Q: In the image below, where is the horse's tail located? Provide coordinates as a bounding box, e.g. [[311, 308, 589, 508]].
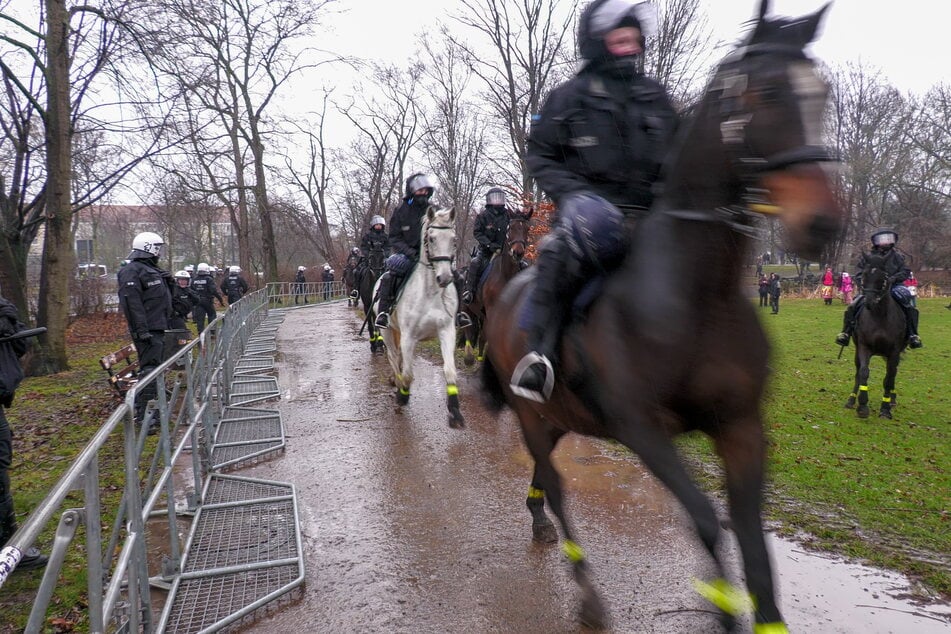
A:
[[480, 356, 508, 413]]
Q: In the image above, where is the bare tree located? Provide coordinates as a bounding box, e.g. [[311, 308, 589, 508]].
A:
[[646, 0, 714, 107], [826, 63, 915, 266], [420, 34, 492, 262], [451, 0, 578, 194], [336, 62, 425, 241], [281, 90, 338, 264], [142, 0, 337, 282]]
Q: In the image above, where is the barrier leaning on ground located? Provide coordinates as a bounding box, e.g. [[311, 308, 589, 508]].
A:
[[0, 283, 345, 632]]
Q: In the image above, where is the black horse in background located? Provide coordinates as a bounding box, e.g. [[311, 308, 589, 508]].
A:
[[844, 253, 907, 419], [358, 248, 388, 353], [481, 1, 843, 631]]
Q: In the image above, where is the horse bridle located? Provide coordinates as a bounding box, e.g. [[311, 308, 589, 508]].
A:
[[715, 44, 837, 216], [506, 216, 530, 258], [423, 222, 456, 267]]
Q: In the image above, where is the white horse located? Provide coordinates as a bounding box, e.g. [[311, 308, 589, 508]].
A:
[[373, 205, 465, 427]]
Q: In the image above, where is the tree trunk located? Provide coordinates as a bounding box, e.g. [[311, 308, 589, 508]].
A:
[[31, 0, 73, 374], [250, 134, 277, 282], [0, 232, 30, 322]]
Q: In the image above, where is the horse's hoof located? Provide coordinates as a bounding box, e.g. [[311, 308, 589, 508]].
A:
[[463, 355, 475, 367], [857, 407, 869, 419], [579, 596, 608, 630], [448, 411, 466, 429], [396, 390, 410, 406], [879, 410, 893, 419], [844, 397, 856, 409], [532, 523, 558, 544]]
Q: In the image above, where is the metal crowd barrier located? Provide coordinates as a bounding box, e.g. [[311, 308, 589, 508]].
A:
[[0, 287, 283, 632], [265, 280, 348, 307]]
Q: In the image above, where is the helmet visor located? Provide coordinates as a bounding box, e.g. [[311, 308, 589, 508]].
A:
[[872, 232, 896, 246], [407, 174, 436, 195]]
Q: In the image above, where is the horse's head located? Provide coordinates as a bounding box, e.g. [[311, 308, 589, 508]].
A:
[[861, 253, 890, 307], [506, 207, 533, 262], [679, 0, 843, 261], [422, 205, 457, 287]]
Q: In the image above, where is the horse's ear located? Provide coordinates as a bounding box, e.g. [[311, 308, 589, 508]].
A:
[[427, 205, 436, 223], [758, 0, 770, 22], [525, 206, 534, 220], [449, 207, 456, 223], [801, 2, 831, 44]]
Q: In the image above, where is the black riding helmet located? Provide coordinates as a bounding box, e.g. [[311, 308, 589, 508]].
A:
[[578, 0, 651, 61]]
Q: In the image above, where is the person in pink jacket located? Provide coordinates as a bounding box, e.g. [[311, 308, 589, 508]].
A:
[[839, 271, 853, 304]]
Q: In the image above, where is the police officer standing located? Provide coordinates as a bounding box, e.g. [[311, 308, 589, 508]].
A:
[[223, 266, 250, 305], [293, 266, 308, 304], [462, 187, 511, 305], [169, 270, 198, 330], [118, 232, 173, 420], [189, 262, 224, 332], [321, 264, 335, 301], [0, 290, 49, 571]]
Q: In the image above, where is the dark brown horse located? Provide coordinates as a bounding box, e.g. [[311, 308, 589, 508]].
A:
[[481, 1, 842, 630], [462, 208, 533, 366], [844, 253, 907, 419], [358, 247, 388, 353]]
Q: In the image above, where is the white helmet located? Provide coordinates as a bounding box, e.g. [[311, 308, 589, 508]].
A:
[[131, 232, 164, 257], [323, 263, 331, 271], [370, 215, 386, 227], [298, 265, 306, 272], [230, 265, 241, 274], [174, 270, 190, 279], [184, 264, 194, 272], [197, 262, 211, 274]]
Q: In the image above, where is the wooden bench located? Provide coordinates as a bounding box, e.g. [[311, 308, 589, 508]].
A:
[[99, 343, 139, 397]]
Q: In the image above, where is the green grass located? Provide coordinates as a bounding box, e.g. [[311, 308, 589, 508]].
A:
[[679, 297, 950, 597]]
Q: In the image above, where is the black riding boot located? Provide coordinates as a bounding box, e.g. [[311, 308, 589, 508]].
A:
[[511, 232, 581, 403], [463, 256, 481, 305], [835, 298, 861, 346], [905, 306, 922, 348], [1, 488, 48, 571], [375, 272, 396, 329]]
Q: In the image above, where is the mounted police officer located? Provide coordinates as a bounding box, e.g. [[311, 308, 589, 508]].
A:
[[169, 270, 198, 330], [189, 262, 223, 332], [835, 228, 922, 349], [510, 0, 678, 402], [462, 188, 510, 305], [374, 173, 437, 329], [118, 232, 174, 420], [222, 265, 249, 304]]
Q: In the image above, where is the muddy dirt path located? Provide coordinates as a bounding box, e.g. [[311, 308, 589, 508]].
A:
[[240, 302, 950, 633]]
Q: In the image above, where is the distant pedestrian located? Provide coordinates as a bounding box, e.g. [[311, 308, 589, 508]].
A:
[[903, 271, 919, 307], [820, 266, 835, 305], [839, 271, 853, 304], [768, 273, 781, 314], [758, 275, 769, 308]]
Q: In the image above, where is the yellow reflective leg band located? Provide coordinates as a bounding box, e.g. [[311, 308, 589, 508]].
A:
[[476, 356, 484, 362], [849, 393, 856, 398], [447, 384, 459, 396], [691, 578, 755, 616], [399, 387, 410, 396], [882, 396, 891, 403], [527, 486, 545, 499], [562, 540, 585, 563], [859, 385, 869, 391], [754, 623, 790, 634]]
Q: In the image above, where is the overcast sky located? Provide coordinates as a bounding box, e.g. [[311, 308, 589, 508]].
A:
[[321, 0, 947, 97]]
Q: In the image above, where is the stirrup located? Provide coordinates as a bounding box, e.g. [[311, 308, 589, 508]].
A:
[[349, 290, 359, 300], [461, 290, 473, 304], [375, 312, 389, 329], [835, 332, 849, 347], [455, 312, 472, 328], [908, 335, 922, 349], [510, 352, 555, 403]]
